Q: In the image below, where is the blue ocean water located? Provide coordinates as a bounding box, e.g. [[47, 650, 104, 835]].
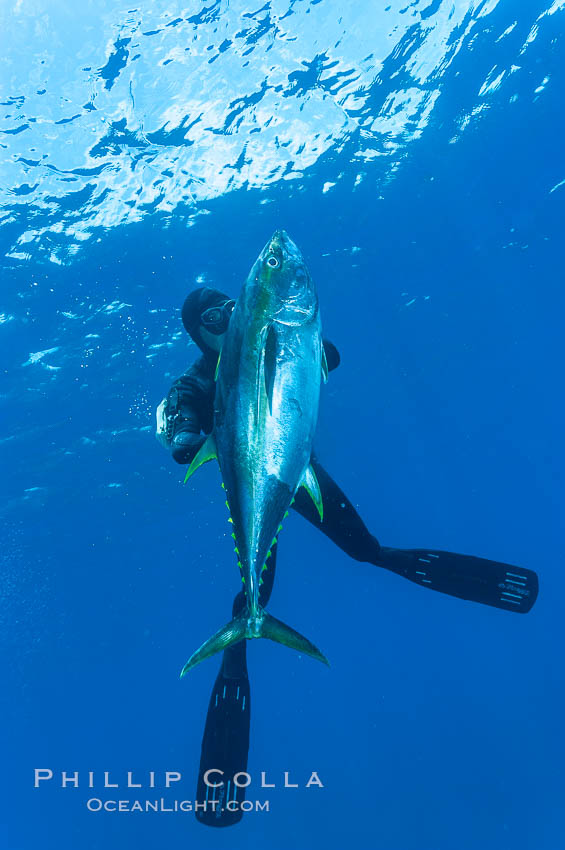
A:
[[2, 1, 564, 848]]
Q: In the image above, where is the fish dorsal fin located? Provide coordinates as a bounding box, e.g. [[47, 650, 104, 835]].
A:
[[299, 463, 323, 522], [184, 433, 218, 483], [321, 343, 329, 384]]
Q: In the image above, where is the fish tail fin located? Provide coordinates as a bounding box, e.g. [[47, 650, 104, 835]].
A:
[[260, 612, 329, 666], [180, 615, 247, 677], [180, 609, 329, 677]]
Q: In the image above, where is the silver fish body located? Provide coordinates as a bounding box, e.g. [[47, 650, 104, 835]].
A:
[[181, 230, 328, 675], [215, 230, 323, 615]]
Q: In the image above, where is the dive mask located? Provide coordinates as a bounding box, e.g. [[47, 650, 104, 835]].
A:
[[200, 299, 235, 335]]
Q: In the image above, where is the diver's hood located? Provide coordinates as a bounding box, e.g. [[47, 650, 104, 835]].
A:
[[181, 287, 230, 361]]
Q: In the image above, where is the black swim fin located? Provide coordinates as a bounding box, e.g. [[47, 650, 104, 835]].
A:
[[377, 548, 538, 613], [195, 643, 250, 828]]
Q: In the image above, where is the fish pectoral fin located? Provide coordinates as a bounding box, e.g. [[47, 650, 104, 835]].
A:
[[263, 323, 277, 415], [299, 463, 323, 522], [180, 609, 329, 676], [321, 343, 329, 384], [183, 433, 218, 483]]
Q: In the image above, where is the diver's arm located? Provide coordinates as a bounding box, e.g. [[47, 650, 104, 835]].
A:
[[322, 338, 340, 372]]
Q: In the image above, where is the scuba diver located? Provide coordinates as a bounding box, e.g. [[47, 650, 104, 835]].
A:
[[156, 286, 539, 827]]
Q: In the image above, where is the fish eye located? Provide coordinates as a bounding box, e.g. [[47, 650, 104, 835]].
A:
[[267, 255, 280, 269]]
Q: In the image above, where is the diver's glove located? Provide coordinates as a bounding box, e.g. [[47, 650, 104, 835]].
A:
[[154, 390, 206, 464], [377, 547, 538, 613], [171, 429, 206, 465]]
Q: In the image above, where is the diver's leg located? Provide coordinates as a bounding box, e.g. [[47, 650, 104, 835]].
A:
[[294, 460, 538, 614], [292, 458, 381, 562], [195, 549, 278, 827]]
